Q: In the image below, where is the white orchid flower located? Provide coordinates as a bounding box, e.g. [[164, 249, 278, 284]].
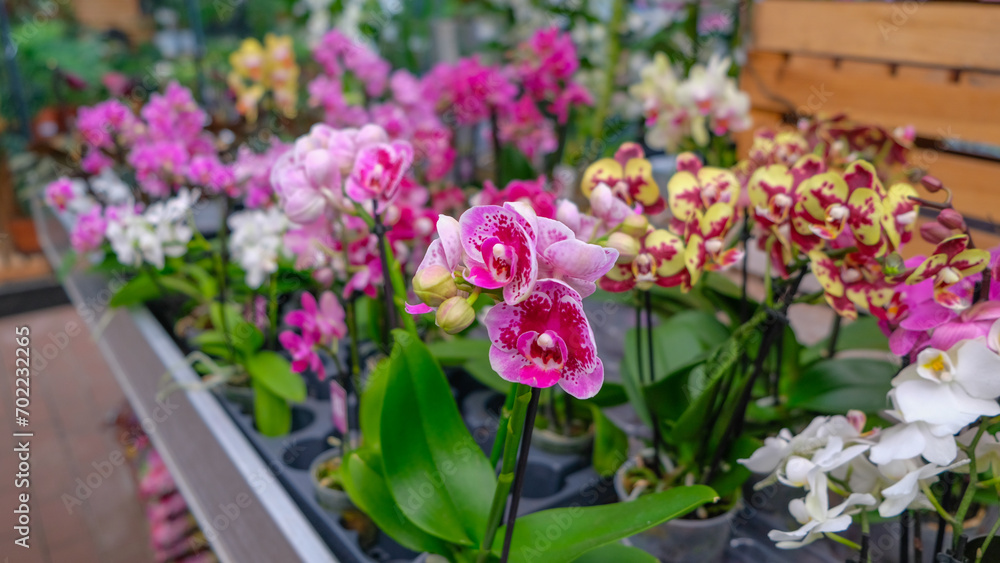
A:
[[768, 476, 876, 549]]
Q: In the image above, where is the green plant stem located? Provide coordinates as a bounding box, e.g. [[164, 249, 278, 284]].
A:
[[268, 274, 278, 350], [501, 388, 541, 563], [824, 533, 861, 551], [921, 482, 957, 525], [489, 384, 519, 469], [975, 482, 1000, 563], [478, 384, 532, 563], [953, 423, 989, 550], [591, 0, 625, 139], [345, 299, 362, 391], [861, 511, 871, 563], [379, 226, 418, 338]]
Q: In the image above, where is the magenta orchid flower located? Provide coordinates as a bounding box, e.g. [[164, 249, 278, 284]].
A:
[[460, 203, 539, 304], [45, 177, 77, 212], [286, 291, 347, 347], [484, 280, 603, 399], [70, 205, 107, 253], [278, 330, 326, 381], [926, 301, 1000, 352], [345, 141, 415, 213]]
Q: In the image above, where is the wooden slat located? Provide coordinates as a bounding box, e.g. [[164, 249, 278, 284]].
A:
[[752, 1, 1000, 71], [743, 52, 1000, 146]]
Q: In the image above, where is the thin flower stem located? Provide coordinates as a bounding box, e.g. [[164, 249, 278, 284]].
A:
[[268, 274, 278, 350], [490, 107, 502, 186], [974, 482, 1000, 563], [920, 482, 958, 526], [826, 314, 842, 359], [953, 422, 989, 550], [489, 384, 519, 469], [901, 510, 910, 563], [824, 533, 861, 551], [500, 387, 541, 563], [479, 385, 532, 563]]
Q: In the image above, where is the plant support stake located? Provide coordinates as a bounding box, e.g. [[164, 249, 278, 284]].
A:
[[500, 387, 541, 563]]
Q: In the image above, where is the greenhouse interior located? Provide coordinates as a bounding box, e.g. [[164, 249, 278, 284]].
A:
[[1, 0, 999, 562]]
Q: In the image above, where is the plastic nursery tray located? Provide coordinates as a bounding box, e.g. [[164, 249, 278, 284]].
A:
[[213, 388, 418, 563]]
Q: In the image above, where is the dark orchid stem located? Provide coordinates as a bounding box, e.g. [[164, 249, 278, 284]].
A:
[[979, 268, 992, 303], [345, 298, 362, 392], [826, 314, 842, 359], [901, 510, 910, 563], [859, 533, 870, 563], [490, 107, 502, 186], [372, 201, 397, 346], [500, 387, 541, 563], [740, 208, 750, 324], [772, 319, 784, 404], [644, 290, 663, 463], [935, 473, 955, 555], [913, 511, 923, 563]]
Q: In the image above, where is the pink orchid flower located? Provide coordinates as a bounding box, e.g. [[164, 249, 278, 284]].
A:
[[535, 216, 619, 297], [45, 177, 77, 212], [461, 203, 539, 304], [926, 301, 1000, 352], [70, 205, 107, 253], [906, 235, 991, 309], [484, 280, 604, 399], [345, 141, 415, 212], [286, 291, 347, 348], [279, 331, 326, 381]]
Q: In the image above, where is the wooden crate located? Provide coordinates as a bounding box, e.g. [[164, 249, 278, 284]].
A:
[[739, 0, 1000, 256], [68, 0, 151, 41]]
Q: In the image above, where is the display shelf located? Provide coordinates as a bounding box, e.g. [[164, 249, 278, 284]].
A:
[[32, 198, 338, 563]]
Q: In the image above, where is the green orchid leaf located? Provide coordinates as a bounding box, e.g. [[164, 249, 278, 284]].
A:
[[245, 351, 306, 403], [252, 380, 290, 437], [800, 316, 890, 366], [109, 272, 161, 308], [590, 405, 628, 477], [493, 485, 718, 562], [341, 449, 452, 556], [380, 331, 496, 546], [786, 358, 896, 414], [428, 338, 511, 393]]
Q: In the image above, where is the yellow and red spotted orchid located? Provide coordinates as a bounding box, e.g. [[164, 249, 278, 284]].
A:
[[905, 234, 990, 310], [793, 161, 886, 257], [683, 202, 744, 286], [881, 182, 919, 252], [228, 34, 300, 122], [581, 143, 666, 215], [738, 130, 811, 183], [808, 251, 893, 320], [748, 155, 826, 277], [599, 227, 688, 292], [666, 152, 740, 236]]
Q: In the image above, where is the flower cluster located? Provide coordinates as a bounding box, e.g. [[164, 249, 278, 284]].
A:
[[280, 291, 347, 382], [743, 336, 1000, 549], [306, 31, 454, 182], [630, 53, 751, 152], [228, 207, 290, 289], [408, 203, 618, 398], [104, 189, 200, 270], [228, 34, 300, 122]]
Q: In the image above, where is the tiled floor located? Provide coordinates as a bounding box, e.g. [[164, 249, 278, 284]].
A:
[[0, 305, 153, 563]]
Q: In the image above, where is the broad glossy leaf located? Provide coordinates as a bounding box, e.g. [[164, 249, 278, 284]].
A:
[[492, 485, 718, 563], [587, 382, 628, 408], [110, 273, 161, 308], [252, 380, 290, 436], [341, 450, 451, 556], [381, 331, 496, 546], [801, 316, 890, 366], [590, 405, 628, 477], [786, 358, 895, 414], [360, 358, 390, 452], [246, 351, 306, 403]]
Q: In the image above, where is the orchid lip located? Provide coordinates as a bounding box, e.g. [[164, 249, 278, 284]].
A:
[[937, 266, 961, 285], [827, 204, 849, 221]]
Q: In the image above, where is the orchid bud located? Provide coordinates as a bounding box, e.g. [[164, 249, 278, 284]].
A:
[[613, 142, 645, 165], [936, 208, 966, 231], [413, 266, 458, 306], [920, 221, 951, 245], [607, 232, 640, 264], [920, 175, 943, 193], [621, 214, 649, 238], [435, 297, 475, 335]]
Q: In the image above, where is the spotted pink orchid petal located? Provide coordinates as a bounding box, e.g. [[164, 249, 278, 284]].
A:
[[345, 140, 414, 212], [459, 205, 538, 304], [484, 280, 603, 399], [415, 215, 463, 272]]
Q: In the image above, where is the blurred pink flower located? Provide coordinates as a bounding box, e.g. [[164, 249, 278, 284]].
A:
[[70, 205, 107, 252]]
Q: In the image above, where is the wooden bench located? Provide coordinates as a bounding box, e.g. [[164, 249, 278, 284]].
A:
[[738, 0, 1000, 256]]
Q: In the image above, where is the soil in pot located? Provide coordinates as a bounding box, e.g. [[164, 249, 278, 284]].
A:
[[615, 452, 737, 563]]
